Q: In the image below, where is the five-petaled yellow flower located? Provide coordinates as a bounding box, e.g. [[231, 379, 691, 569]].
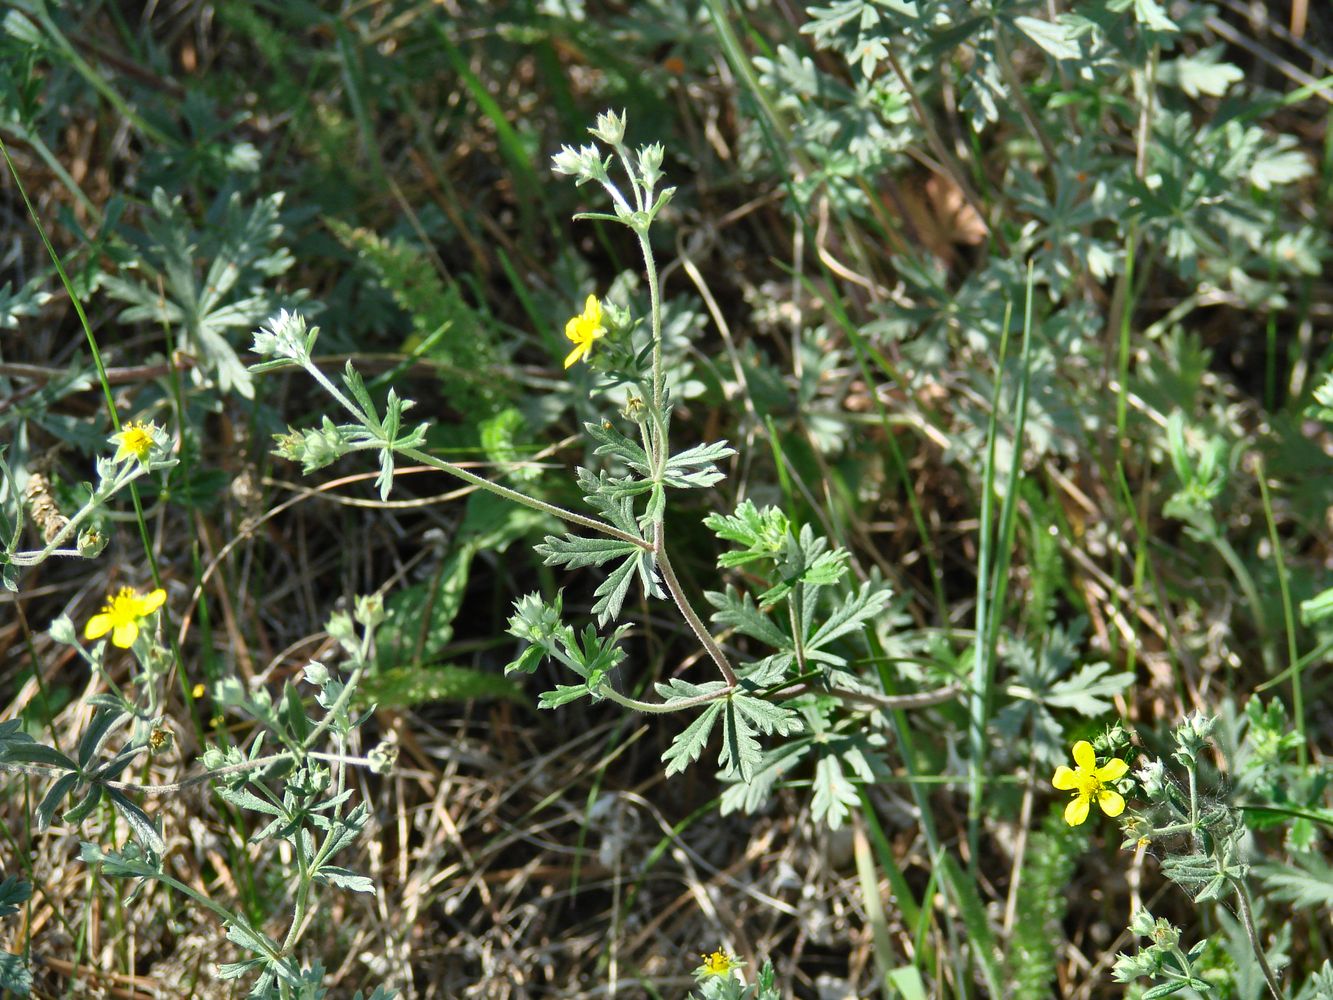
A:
[[699, 949, 738, 978], [563, 294, 606, 369], [110, 421, 157, 465], [1052, 740, 1128, 826], [85, 586, 167, 649]]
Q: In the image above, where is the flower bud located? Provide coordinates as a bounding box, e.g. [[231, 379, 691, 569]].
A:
[[77, 526, 108, 558], [590, 108, 626, 145]]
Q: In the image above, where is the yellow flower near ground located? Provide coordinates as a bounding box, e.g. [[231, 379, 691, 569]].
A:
[[110, 421, 157, 464], [563, 294, 606, 368], [699, 949, 737, 977], [1052, 740, 1128, 826], [85, 586, 167, 648]]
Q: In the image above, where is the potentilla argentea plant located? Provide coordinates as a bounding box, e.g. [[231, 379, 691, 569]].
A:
[[249, 110, 960, 825]]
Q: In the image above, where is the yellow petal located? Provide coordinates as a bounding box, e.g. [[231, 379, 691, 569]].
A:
[[564, 343, 587, 368], [566, 316, 584, 343], [584, 294, 601, 323], [1098, 789, 1126, 817], [1064, 795, 1090, 826], [111, 621, 139, 649], [85, 613, 114, 640], [1072, 740, 1096, 772], [1095, 757, 1128, 782], [139, 588, 167, 614], [1052, 765, 1079, 790]]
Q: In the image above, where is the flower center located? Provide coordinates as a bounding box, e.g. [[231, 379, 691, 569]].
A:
[[105, 588, 141, 621], [1076, 770, 1103, 797], [702, 951, 732, 975], [121, 425, 153, 459]]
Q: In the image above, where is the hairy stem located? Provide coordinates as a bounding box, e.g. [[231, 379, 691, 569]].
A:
[[1236, 878, 1286, 1000], [654, 536, 737, 686], [395, 445, 649, 548]]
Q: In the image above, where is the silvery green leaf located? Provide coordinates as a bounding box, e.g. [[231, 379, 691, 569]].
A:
[[662, 439, 734, 489], [1255, 854, 1333, 908], [590, 552, 638, 625], [105, 788, 166, 853], [1014, 16, 1081, 60], [78, 707, 127, 768], [654, 677, 728, 704], [0, 952, 30, 996], [538, 683, 596, 709], [805, 581, 892, 658], [706, 587, 791, 650], [216, 784, 283, 816], [0, 876, 31, 918], [79, 842, 160, 877], [1300, 587, 1333, 626], [217, 959, 265, 981], [323, 803, 372, 858], [1250, 136, 1313, 191], [585, 420, 651, 475], [705, 500, 788, 566], [719, 740, 809, 817], [64, 783, 103, 824], [1160, 46, 1242, 98], [1, 740, 77, 772], [1132, 0, 1177, 31], [812, 754, 858, 830], [535, 534, 639, 570], [662, 701, 724, 776], [36, 773, 79, 830], [717, 696, 763, 783], [225, 919, 280, 960], [1042, 662, 1134, 716], [314, 865, 375, 894]]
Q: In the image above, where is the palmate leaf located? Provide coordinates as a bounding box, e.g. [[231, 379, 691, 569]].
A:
[[536, 623, 631, 707], [0, 876, 31, 919], [705, 500, 788, 568], [759, 525, 852, 609], [536, 534, 640, 570], [812, 755, 859, 831], [1014, 15, 1081, 60], [592, 547, 663, 624], [661, 439, 734, 488], [585, 420, 650, 473], [577, 466, 651, 506], [536, 533, 661, 626], [803, 580, 892, 665], [662, 700, 725, 777], [584, 420, 732, 491], [706, 586, 791, 649], [36, 772, 80, 830], [1255, 853, 1333, 909], [0, 951, 30, 995], [1041, 661, 1134, 715], [719, 691, 803, 784], [719, 739, 811, 817], [313, 865, 375, 894], [105, 188, 293, 399], [104, 788, 166, 854]]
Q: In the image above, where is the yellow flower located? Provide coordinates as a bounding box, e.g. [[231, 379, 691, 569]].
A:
[[563, 294, 606, 368], [698, 949, 739, 978], [191, 683, 206, 699], [1052, 740, 1128, 826], [85, 586, 167, 649], [110, 421, 157, 465]]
